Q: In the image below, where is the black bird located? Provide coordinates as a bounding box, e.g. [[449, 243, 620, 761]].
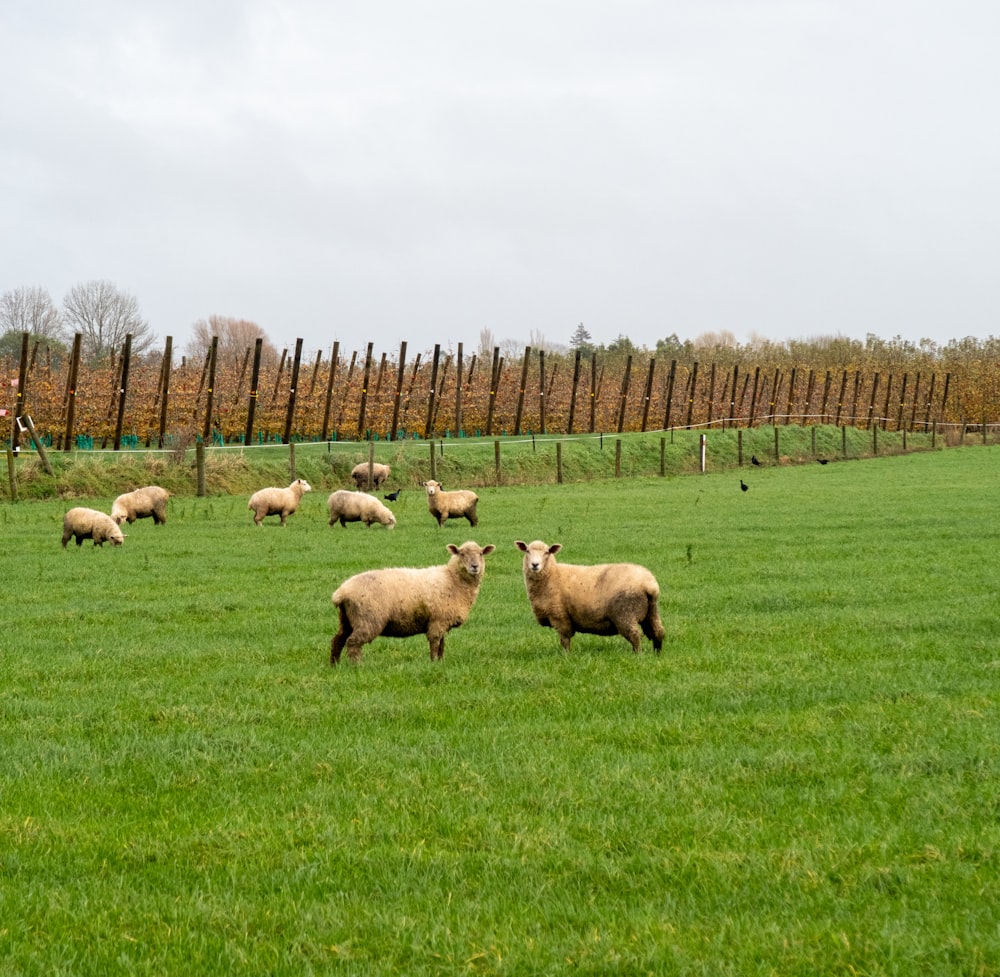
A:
[[740, 479, 749, 492], [817, 458, 829, 465], [384, 490, 401, 501], [751, 455, 762, 467]]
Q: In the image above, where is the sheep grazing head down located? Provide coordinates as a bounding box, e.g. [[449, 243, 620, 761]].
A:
[[515, 539, 665, 655]]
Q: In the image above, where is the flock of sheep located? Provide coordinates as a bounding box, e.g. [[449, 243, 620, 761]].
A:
[[61, 460, 666, 665]]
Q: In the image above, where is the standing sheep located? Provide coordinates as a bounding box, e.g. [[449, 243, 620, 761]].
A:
[[515, 540, 665, 654], [330, 540, 496, 663], [248, 479, 312, 526], [351, 462, 391, 490], [422, 479, 479, 527], [62, 507, 125, 548], [327, 490, 396, 529], [111, 486, 170, 526]]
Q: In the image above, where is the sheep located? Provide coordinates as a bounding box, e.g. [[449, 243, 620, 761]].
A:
[[62, 507, 125, 548], [515, 539, 665, 654], [422, 479, 479, 527], [327, 490, 396, 529], [247, 479, 312, 526], [111, 485, 170, 526], [351, 461, 391, 491], [330, 540, 496, 663]]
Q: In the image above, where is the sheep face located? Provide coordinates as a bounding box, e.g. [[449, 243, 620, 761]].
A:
[[517, 539, 561, 575]]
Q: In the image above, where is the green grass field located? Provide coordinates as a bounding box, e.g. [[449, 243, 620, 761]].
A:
[[1, 446, 998, 975]]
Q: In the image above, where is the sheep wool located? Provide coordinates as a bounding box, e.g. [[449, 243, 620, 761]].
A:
[[515, 539, 665, 654], [111, 485, 170, 526], [327, 490, 396, 529], [62, 507, 125, 548], [351, 462, 391, 490], [330, 540, 496, 663], [422, 479, 479, 527], [248, 479, 312, 526]]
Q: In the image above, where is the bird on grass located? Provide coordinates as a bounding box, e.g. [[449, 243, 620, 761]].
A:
[[751, 455, 762, 467], [740, 480, 749, 492], [817, 458, 829, 465], [384, 490, 401, 501]]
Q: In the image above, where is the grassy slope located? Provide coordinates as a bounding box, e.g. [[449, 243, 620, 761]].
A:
[[0, 446, 997, 975]]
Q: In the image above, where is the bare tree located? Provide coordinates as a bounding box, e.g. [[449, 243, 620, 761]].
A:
[[0, 286, 66, 342], [186, 315, 279, 367], [62, 280, 155, 362], [478, 328, 495, 358]]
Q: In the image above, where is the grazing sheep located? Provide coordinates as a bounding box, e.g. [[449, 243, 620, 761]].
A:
[[62, 507, 125, 548], [327, 490, 396, 529], [111, 485, 170, 526], [248, 479, 312, 526], [515, 540, 665, 654], [422, 479, 479, 527], [330, 540, 496, 663], [351, 462, 391, 490]]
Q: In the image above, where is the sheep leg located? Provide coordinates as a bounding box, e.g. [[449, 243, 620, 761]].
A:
[[620, 623, 643, 654], [331, 607, 353, 664], [642, 612, 665, 653]]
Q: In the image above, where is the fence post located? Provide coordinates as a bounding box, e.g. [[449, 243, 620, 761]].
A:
[[357, 341, 374, 440], [494, 439, 501, 483], [538, 349, 547, 435], [568, 349, 582, 434], [196, 438, 206, 497], [514, 346, 531, 436], [158, 335, 173, 449], [486, 347, 501, 436], [6, 448, 17, 501], [660, 437, 666, 477], [244, 338, 263, 445], [63, 332, 83, 451], [203, 335, 218, 442], [615, 439, 622, 477], [556, 441, 563, 484], [321, 341, 340, 442], [20, 415, 54, 475], [737, 428, 743, 466], [774, 425, 780, 462], [617, 355, 633, 433], [113, 333, 132, 451], [429, 440, 436, 481], [454, 343, 464, 436], [842, 425, 847, 457]]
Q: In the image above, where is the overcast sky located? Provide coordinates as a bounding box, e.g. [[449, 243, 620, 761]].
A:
[[2, 1, 998, 358]]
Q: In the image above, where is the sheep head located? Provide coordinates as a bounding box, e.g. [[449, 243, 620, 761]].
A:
[[515, 539, 562, 575]]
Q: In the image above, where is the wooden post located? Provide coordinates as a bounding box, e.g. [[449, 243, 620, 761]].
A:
[[785, 367, 797, 424], [366, 440, 375, 489], [514, 346, 531, 435], [245, 338, 263, 445], [567, 349, 582, 434], [663, 359, 677, 430], [156, 335, 173, 448], [308, 348, 323, 399], [556, 441, 563, 484], [896, 373, 908, 431], [748, 366, 761, 428], [706, 362, 717, 428], [773, 425, 780, 462], [454, 343, 464, 436], [486, 347, 501, 436], [641, 358, 655, 432], [617, 355, 633, 433], [615, 439, 622, 477], [6, 447, 17, 500], [63, 333, 82, 451], [389, 341, 407, 441], [538, 349, 547, 435], [737, 428, 743, 466], [729, 364, 739, 428], [494, 439, 501, 482], [685, 361, 699, 429], [11, 333, 30, 453], [356, 341, 374, 439], [269, 348, 287, 407], [909, 372, 922, 431], [589, 354, 598, 434], [431, 353, 452, 434], [321, 341, 339, 442], [881, 373, 893, 431], [660, 437, 666, 476], [424, 344, 441, 439], [202, 335, 218, 442], [923, 373, 937, 431], [20, 415, 54, 475], [113, 334, 132, 451], [820, 370, 832, 424], [867, 373, 880, 429], [196, 438, 206, 496]]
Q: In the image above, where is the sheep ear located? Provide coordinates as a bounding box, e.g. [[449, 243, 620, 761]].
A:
[[481, 545, 496, 556], [548, 543, 562, 555], [446, 543, 459, 555], [515, 540, 528, 552]]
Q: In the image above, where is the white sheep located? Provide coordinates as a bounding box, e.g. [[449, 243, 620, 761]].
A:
[[330, 540, 496, 663], [351, 461, 391, 490], [111, 485, 170, 526], [62, 507, 125, 548], [422, 479, 479, 527], [248, 479, 312, 526], [327, 490, 396, 529], [515, 539, 665, 654]]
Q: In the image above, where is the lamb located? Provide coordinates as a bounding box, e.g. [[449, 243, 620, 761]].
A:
[[422, 479, 479, 527], [62, 507, 125, 548], [327, 490, 396, 529], [351, 461, 391, 490], [515, 539, 665, 654], [111, 485, 170, 526], [330, 540, 496, 663], [247, 479, 312, 526]]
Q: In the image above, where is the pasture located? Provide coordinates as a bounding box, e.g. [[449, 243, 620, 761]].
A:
[[1, 446, 998, 975]]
